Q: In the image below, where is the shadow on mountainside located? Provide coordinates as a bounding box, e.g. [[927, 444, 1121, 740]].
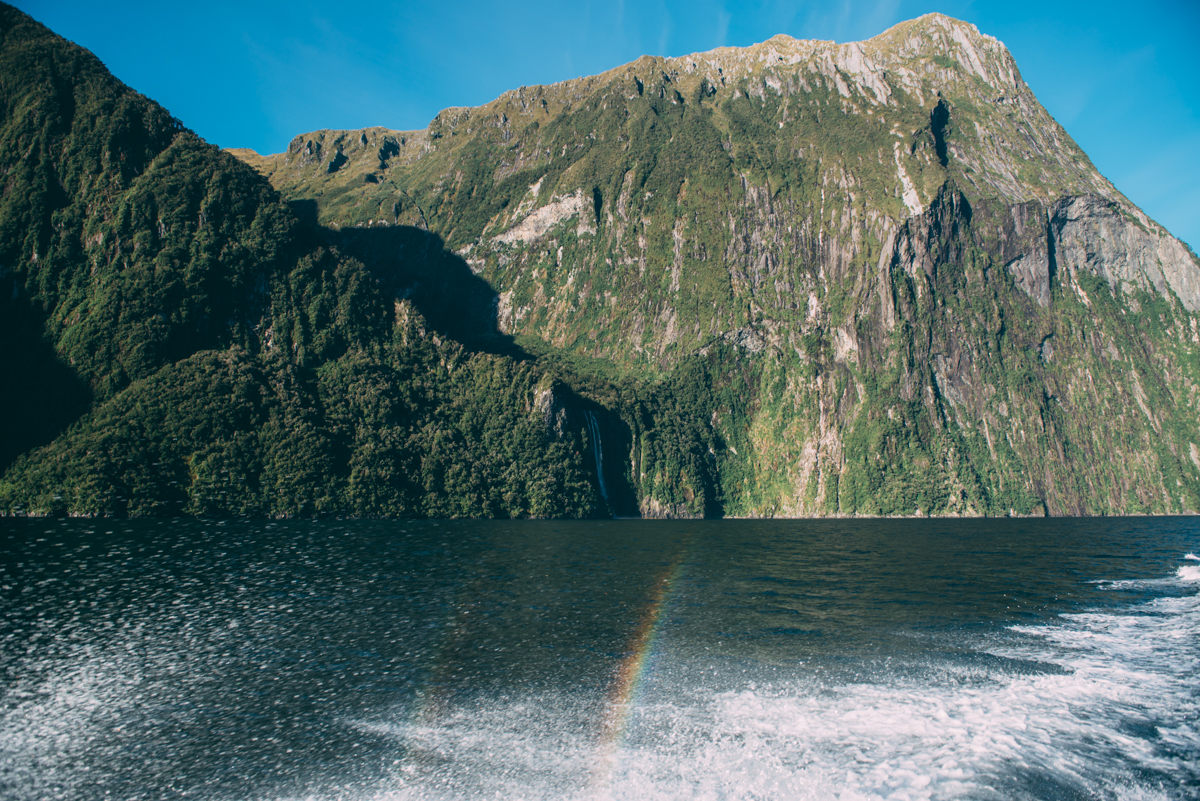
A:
[[290, 202, 642, 517], [290, 200, 530, 359], [0, 277, 93, 473]]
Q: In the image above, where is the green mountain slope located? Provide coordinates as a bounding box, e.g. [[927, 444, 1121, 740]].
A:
[[0, 4, 600, 518], [240, 14, 1200, 517], [3, 5, 1199, 518]]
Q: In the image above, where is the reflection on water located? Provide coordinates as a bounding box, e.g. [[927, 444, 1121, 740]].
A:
[[0, 517, 1197, 799]]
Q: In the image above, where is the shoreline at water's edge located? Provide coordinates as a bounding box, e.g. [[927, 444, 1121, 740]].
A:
[[3, 512, 1198, 521]]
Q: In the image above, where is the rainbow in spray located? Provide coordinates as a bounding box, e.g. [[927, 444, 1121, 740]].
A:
[[594, 547, 689, 788]]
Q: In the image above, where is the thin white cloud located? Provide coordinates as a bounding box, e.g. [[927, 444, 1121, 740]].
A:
[[795, 0, 903, 42], [860, 0, 902, 39], [1109, 132, 1200, 248]]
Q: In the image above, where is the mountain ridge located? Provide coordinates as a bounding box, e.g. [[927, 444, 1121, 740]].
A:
[[238, 14, 1133, 218]]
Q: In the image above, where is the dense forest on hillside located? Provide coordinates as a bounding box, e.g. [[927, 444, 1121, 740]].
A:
[[0, 4, 658, 518]]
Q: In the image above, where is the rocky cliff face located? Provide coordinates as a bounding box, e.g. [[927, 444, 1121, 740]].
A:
[[235, 13, 1200, 518]]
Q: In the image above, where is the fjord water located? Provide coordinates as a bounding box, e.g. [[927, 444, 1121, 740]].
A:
[[1, 518, 1197, 800]]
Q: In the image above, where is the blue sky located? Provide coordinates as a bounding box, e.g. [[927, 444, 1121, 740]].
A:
[[13, 0, 1199, 248]]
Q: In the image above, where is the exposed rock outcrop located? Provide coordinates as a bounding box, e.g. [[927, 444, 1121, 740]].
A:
[[1052, 195, 1200, 312]]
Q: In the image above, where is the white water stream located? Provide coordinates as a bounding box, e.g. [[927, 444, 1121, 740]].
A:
[[584, 410, 609, 503]]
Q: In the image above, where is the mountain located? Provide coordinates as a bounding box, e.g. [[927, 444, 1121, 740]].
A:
[[0, 4, 599, 518], [4, 6, 1199, 518]]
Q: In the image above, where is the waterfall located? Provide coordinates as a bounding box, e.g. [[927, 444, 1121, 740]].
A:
[[584, 410, 609, 503]]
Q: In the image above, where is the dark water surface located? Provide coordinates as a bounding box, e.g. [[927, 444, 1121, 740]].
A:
[[1, 517, 1197, 799]]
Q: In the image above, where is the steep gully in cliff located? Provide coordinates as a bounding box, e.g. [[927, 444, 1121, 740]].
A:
[[585, 410, 611, 509]]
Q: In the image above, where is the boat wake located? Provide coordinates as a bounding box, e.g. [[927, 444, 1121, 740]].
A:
[[335, 557, 1200, 801]]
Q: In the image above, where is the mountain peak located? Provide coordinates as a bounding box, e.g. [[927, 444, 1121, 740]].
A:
[[255, 13, 1119, 222], [653, 13, 1016, 101]]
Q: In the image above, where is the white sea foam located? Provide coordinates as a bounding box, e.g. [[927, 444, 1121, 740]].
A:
[[1094, 554, 1200, 589], [11, 556, 1196, 801], [1180, 553, 1200, 583], [331, 565, 1199, 801]]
